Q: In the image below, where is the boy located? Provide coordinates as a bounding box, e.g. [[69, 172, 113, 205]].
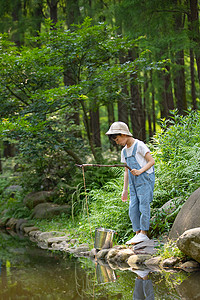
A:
[[106, 121, 155, 245]]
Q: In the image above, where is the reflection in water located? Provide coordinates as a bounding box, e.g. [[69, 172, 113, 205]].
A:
[[176, 271, 200, 300], [1, 230, 200, 299], [131, 269, 154, 300], [96, 261, 116, 284]]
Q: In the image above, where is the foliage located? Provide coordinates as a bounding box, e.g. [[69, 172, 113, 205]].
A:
[[157, 240, 186, 260], [152, 110, 200, 204], [75, 110, 200, 240], [0, 18, 156, 195]]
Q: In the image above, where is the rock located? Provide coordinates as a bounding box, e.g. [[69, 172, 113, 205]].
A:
[[24, 191, 55, 209], [96, 249, 110, 260], [23, 226, 40, 234], [0, 217, 10, 228], [176, 227, 200, 263], [4, 185, 22, 197], [169, 188, 200, 239], [15, 219, 28, 231], [161, 257, 180, 268], [37, 241, 48, 249], [106, 248, 120, 261], [176, 272, 200, 299], [72, 244, 90, 254], [179, 260, 200, 271], [6, 218, 18, 230], [37, 231, 65, 242], [134, 246, 157, 255], [31, 203, 71, 219], [127, 254, 151, 267], [145, 256, 162, 267], [89, 248, 97, 258], [133, 239, 156, 250], [27, 230, 42, 238], [115, 248, 134, 262], [20, 222, 35, 232], [47, 235, 71, 246]]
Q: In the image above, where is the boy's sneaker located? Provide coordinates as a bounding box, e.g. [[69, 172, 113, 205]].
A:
[[130, 268, 150, 278], [126, 233, 149, 245]]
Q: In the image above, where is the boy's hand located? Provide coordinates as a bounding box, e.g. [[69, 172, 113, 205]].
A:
[[131, 169, 141, 176], [121, 190, 128, 202]]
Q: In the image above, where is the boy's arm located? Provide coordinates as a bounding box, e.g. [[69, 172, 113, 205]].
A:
[[121, 167, 129, 201], [131, 152, 155, 176]]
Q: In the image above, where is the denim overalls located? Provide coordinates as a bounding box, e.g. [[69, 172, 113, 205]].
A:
[[123, 142, 155, 232]]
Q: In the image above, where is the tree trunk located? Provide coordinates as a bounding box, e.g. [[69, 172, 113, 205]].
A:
[[47, 0, 58, 25], [3, 142, 15, 158], [0, 150, 2, 173], [118, 56, 128, 124], [174, 49, 187, 114], [11, 0, 23, 46], [150, 70, 156, 134], [173, 5, 187, 115], [189, 0, 200, 86], [90, 102, 101, 148], [190, 48, 197, 109], [107, 102, 115, 126], [66, 0, 81, 28], [161, 66, 174, 118], [129, 49, 144, 140]]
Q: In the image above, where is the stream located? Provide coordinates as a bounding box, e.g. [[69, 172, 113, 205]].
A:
[[0, 230, 200, 300]]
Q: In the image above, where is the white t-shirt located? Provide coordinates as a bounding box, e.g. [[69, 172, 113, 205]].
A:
[[121, 139, 154, 174]]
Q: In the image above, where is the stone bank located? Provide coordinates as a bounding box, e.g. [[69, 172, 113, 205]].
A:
[[1, 216, 200, 274]]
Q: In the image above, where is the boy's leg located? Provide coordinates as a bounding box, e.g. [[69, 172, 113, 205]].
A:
[[129, 194, 140, 232], [138, 183, 154, 231]]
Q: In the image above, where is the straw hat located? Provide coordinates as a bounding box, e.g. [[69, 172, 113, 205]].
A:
[[106, 122, 133, 136]]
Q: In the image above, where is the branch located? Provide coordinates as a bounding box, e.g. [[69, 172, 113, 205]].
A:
[[75, 163, 132, 171], [6, 86, 29, 105]]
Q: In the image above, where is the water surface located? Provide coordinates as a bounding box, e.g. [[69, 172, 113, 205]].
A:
[[0, 230, 200, 299]]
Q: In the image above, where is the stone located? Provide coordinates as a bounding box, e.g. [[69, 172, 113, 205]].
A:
[[23, 226, 40, 234], [15, 219, 28, 231], [134, 246, 157, 255], [161, 257, 180, 268], [145, 256, 162, 267], [23, 191, 55, 209], [72, 244, 90, 254], [176, 272, 200, 299], [47, 235, 70, 246], [4, 185, 22, 197], [106, 248, 120, 261], [6, 218, 18, 230], [96, 249, 110, 260], [20, 222, 35, 231], [37, 241, 48, 249], [89, 248, 97, 258], [37, 231, 65, 242], [169, 188, 200, 239], [133, 239, 156, 250], [179, 260, 200, 271], [176, 227, 200, 263], [28, 230, 42, 238], [127, 254, 151, 267], [0, 217, 10, 228], [115, 248, 134, 262], [31, 203, 71, 219]]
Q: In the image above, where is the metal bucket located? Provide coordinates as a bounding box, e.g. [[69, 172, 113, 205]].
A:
[[96, 261, 116, 284], [94, 227, 116, 250]]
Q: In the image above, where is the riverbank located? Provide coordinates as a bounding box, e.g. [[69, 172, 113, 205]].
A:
[[1, 216, 200, 274]]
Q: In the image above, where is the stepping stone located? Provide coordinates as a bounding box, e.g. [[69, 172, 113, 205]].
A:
[[134, 246, 158, 255], [133, 239, 156, 250]]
